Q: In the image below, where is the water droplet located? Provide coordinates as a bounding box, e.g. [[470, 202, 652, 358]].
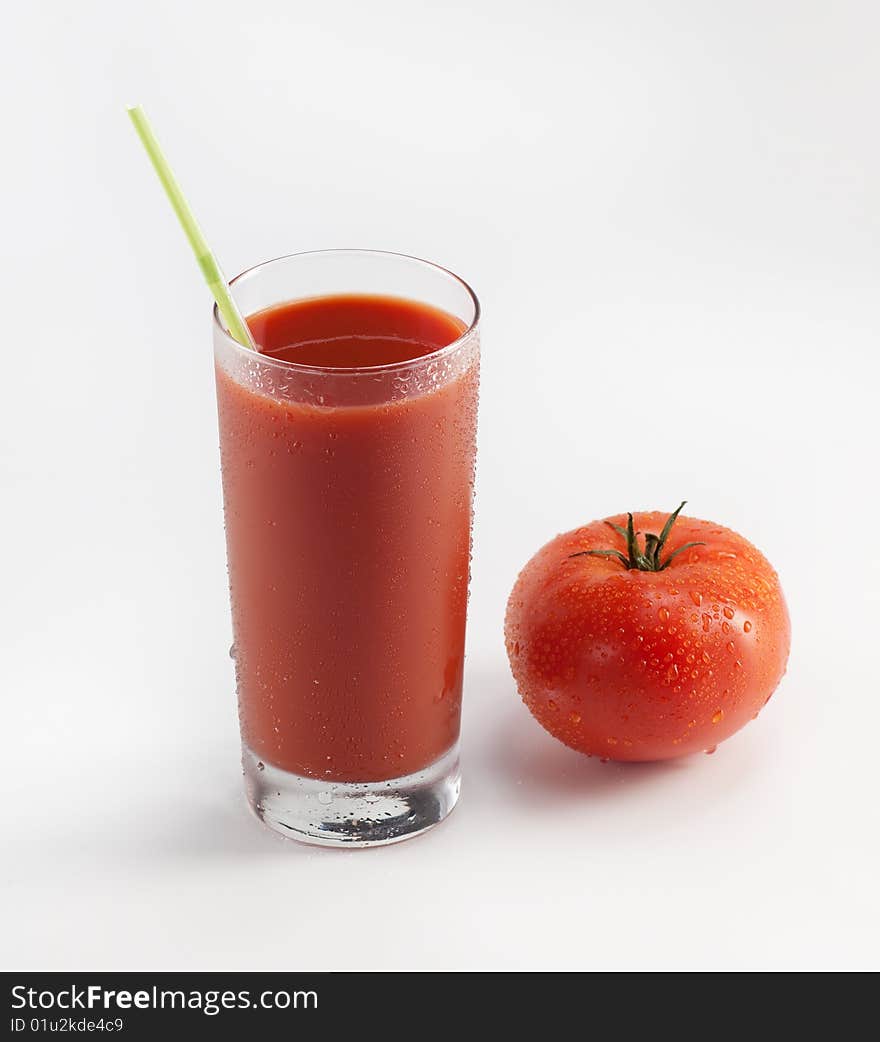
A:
[[723, 606, 734, 620], [256, 761, 265, 772], [722, 621, 730, 634], [548, 699, 558, 711], [701, 613, 712, 632], [689, 590, 703, 607], [712, 709, 724, 724], [726, 641, 735, 653], [743, 620, 752, 633], [658, 607, 670, 622], [705, 746, 717, 755], [606, 736, 618, 745], [317, 791, 333, 806], [702, 650, 711, 664], [569, 711, 581, 724]]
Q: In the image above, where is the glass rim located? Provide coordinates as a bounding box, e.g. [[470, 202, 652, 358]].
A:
[[212, 248, 481, 376]]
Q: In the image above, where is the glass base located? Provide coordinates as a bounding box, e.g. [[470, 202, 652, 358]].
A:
[[243, 742, 461, 848]]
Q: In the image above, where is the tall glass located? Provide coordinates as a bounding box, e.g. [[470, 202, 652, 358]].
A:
[[212, 251, 480, 846]]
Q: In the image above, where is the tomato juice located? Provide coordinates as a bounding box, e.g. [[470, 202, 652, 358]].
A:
[[215, 292, 479, 783]]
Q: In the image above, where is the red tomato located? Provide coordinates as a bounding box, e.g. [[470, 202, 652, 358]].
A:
[[504, 504, 790, 761]]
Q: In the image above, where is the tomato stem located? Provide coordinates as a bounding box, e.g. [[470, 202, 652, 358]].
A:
[[569, 501, 704, 571]]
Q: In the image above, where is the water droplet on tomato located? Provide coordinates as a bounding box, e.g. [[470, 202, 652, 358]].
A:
[[689, 590, 703, 607], [743, 620, 752, 633], [548, 699, 558, 711], [658, 607, 670, 622], [723, 606, 734, 620], [712, 709, 724, 724], [569, 711, 581, 724], [726, 641, 735, 653], [705, 746, 717, 755]]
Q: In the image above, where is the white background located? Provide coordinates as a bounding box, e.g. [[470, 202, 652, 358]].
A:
[[3, 0, 878, 971]]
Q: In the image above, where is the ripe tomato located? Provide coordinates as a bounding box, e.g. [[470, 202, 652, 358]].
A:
[[504, 504, 790, 761]]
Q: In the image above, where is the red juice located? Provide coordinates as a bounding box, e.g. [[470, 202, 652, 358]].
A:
[[215, 293, 479, 783]]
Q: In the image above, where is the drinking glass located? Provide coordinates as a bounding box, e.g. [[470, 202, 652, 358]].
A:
[[212, 250, 480, 846]]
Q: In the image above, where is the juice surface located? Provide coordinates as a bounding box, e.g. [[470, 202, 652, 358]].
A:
[[216, 294, 478, 782], [248, 292, 464, 368]]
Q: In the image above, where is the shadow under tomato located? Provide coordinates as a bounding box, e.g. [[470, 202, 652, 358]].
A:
[[464, 661, 690, 805]]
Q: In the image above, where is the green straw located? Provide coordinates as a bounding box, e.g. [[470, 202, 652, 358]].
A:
[[127, 105, 256, 349]]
